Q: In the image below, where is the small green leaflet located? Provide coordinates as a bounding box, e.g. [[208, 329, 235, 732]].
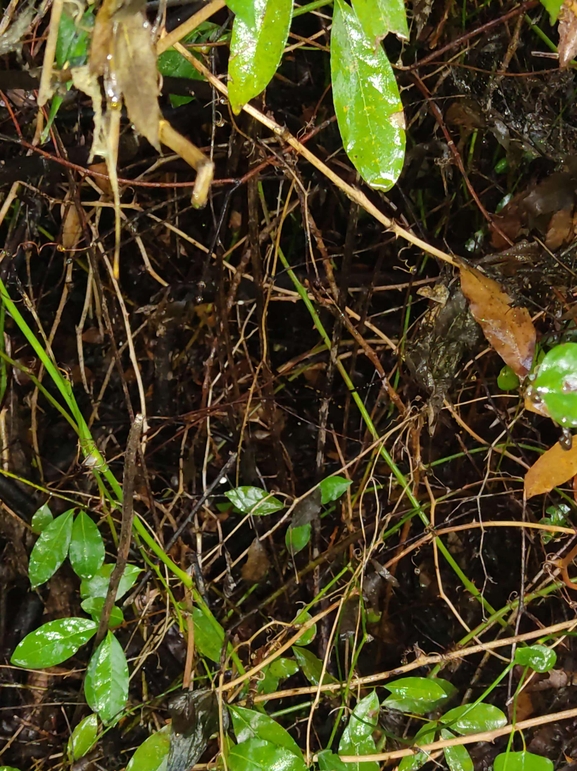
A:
[[85, 632, 129, 723], [258, 657, 299, 694], [29, 509, 74, 587], [398, 723, 437, 771], [441, 703, 507, 735], [126, 726, 171, 771], [285, 523, 311, 554], [293, 609, 316, 646], [229, 706, 306, 771], [228, 737, 307, 771], [230, 705, 302, 757], [30, 503, 53, 534], [11, 617, 97, 668], [193, 606, 225, 662], [68, 713, 99, 761], [441, 730, 473, 771], [539, 0, 563, 23], [338, 691, 380, 771], [81, 597, 124, 629], [331, 0, 405, 192], [228, 0, 293, 114], [383, 677, 456, 714], [80, 563, 142, 601], [514, 644, 557, 673], [319, 475, 351, 505], [531, 343, 577, 427], [225, 486, 283, 516], [69, 510, 105, 579], [292, 646, 337, 686], [56, 7, 93, 69], [351, 0, 408, 44], [494, 752, 554, 771]]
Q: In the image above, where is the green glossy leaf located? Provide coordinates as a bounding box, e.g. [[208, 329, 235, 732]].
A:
[[383, 677, 456, 715], [69, 510, 105, 579], [498, 365, 520, 392], [292, 610, 316, 646], [514, 644, 557, 673], [228, 737, 307, 771], [228, 0, 293, 114], [318, 750, 350, 771], [292, 646, 337, 686], [258, 657, 299, 694], [285, 523, 311, 555], [85, 632, 129, 724], [230, 705, 302, 757], [398, 723, 438, 771], [81, 598, 124, 629], [68, 713, 99, 760], [531, 343, 577, 427], [226, 0, 255, 26], [540, 503, 570, 544], [441, 731, 473, 771], [30, 503, 53, 534], [331, 0, 405, 192], [56, 7, 93, 69], [157, 23, 219, 82], [338, 691, 379, 771], [29, 509, 74, 587], [225, 486, 284, 516], [351, 0, 408, 43], [539, 0, 563, 23], [319, 475, 352, 505], [441, 703, 507, 735], [11, 617, 97, 668], [494, 752, 554, 771], [0, 767, 22, 771], [193, 606, 225, 662], [80, 563, 142, 601], [126, 725, 171, 771]]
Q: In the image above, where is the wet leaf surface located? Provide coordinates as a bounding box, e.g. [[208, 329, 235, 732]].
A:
[[331, 0, 405, 191], [85, 632, 129, 723], [459, 264, 536, 378], [11, 618, 97, 668], [228, 0, 293, 113]]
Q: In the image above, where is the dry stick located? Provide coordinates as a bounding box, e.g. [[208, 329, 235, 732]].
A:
[[174, 46, 460, 268], [254, 616, 577, 704], [94, 414, 143, 647], [156, 0, 226, 54], [37, 0, 63, 106], [338, 706, 577, 763]]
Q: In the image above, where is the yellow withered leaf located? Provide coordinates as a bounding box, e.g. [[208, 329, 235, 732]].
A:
[[525, 441, 577, 499]]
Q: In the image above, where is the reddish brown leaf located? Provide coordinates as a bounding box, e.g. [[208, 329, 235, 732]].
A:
[[459, 264, 536, 378], [525, 441, 577, 499], [559, 0, 577, 68]]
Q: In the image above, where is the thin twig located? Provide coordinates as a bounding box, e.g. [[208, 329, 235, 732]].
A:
[[94, 414, 144, 647]]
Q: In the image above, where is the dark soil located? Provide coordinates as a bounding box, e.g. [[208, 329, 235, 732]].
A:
[[2, 0, 577, 769]]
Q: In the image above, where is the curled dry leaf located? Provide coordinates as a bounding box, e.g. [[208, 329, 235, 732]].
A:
[[459, 264, 536, 378], [559, 0, 577, 69], [241, 538, 270, 583], [525, 441, 577, 498]]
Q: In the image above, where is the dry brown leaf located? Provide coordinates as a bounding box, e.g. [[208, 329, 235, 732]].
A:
[[559, 0, 577, 68], [525, 441, 577, 498], [459, 264, 536, 378], [61, 200, 83, 250], [114, 9, 160, 150], [241, 538, 270, 583]]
